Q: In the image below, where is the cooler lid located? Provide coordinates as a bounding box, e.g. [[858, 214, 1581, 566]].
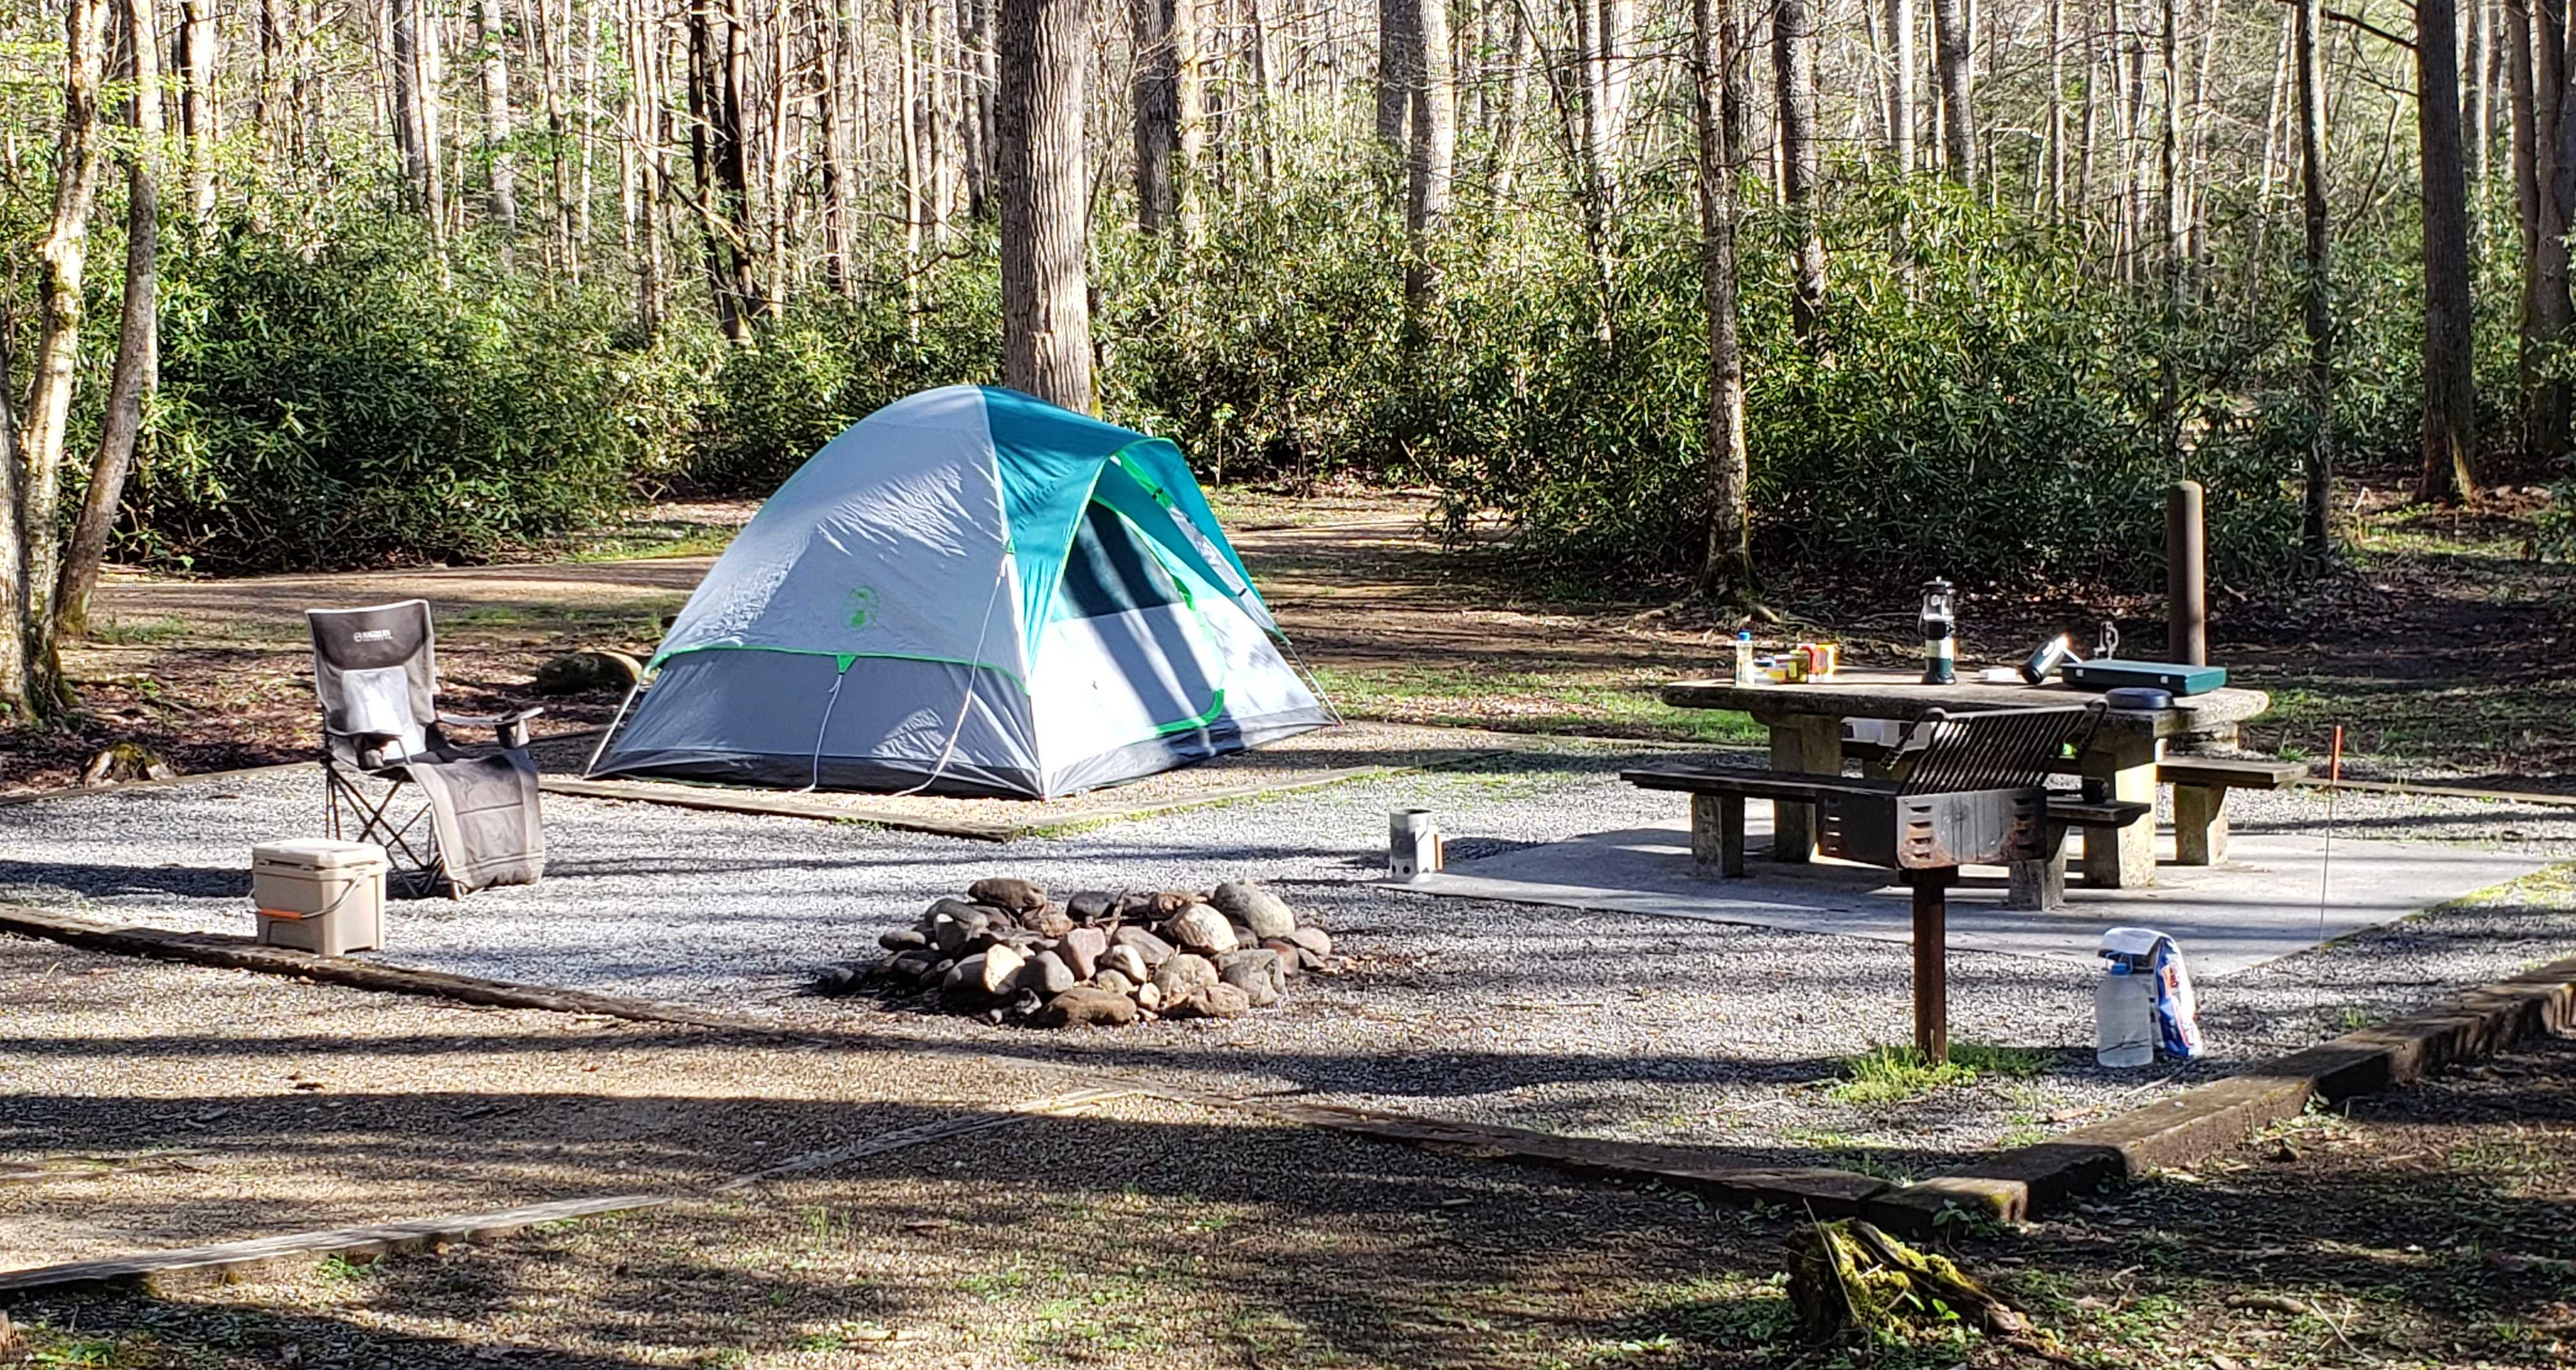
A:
[[252, 838, 389, 874]]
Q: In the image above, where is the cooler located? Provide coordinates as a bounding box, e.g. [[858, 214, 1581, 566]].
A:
[[252, 839, 388, 955]]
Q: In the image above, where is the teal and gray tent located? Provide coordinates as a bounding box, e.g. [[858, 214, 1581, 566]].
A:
[[589, 385, 1333, 798]]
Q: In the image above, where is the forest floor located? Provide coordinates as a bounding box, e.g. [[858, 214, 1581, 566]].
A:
[[2, 479, 2570, 794], [4, 930, 2573, 1369]]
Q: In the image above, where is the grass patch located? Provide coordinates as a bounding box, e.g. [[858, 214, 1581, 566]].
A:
[[84, 616, 194, 645], [1312, 665, 1765, 744], [1830, 1043, 2052, 1106]]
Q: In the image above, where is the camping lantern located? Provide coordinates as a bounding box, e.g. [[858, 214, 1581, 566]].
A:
[[1918, 579, 1958, 685]]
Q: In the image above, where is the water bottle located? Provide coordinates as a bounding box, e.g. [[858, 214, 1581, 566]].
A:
[[1733, 630, 1758, 687], [2096, 959, 2158, 1068]]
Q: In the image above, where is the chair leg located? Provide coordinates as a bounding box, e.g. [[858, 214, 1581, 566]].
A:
[[1909, 868, 1955, 1063]]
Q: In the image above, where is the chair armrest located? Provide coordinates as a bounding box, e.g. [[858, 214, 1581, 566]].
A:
[[436, 707, 546, 728], [438, 707, 543, 750]]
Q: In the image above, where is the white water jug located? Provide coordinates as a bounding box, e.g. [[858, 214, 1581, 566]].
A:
[[2095, 959, 2158, 1068]]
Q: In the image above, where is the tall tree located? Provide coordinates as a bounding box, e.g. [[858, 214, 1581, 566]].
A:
[[1692, 0, 1752, 598], [687, 0, 760, 339], [177, 0, 217, 222], [1886, 0, 1913, 173], [390, 0, 447, 224], [1928, 0, 1972, 183], [1402, 0, 1453, 323], [2, 0, 113, 718], [1133, 0, 1176, 232], [2299, 0, 2332, 557], [2419, 0, 2481, 501], [1772, 0, 1825, 344], [478, 0, 520, 237], [997, 0, 1092, 409], [1375, 0, 1414, 151], [59, 0, 164, 636]]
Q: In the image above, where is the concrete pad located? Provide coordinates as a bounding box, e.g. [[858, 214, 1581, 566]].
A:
[[1399, 813, 2548, 978]]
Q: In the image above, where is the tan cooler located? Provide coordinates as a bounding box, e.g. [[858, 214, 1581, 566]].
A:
[[252, 839, 388, 955]]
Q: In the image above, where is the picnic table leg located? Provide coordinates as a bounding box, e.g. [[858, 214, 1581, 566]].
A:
[[1765, 716, 1844, 863], [1690, 794, 1749, 876], [2003, 825, 2068, 912], [2173, 783, 2228, 865], [2079, 737, 2160, 889], [1910, 868, 1954, 1062]]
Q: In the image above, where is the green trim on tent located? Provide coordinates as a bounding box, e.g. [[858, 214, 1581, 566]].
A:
[[650, 642, 1030, 691], [1152, 688, 1227, 736]]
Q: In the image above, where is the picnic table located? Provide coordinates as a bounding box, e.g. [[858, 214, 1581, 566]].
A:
[[1660, 670, 2273, 888]]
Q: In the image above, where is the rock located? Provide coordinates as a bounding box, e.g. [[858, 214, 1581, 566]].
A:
[[942, 955, 983, 995], [1025, 907, 1074, 939], [1259, 939, 1305, 975], [1218, 949, 1285, 1007], [1169, 905, 1235, 954], [1167, 983, 1250, 1019], [531, 650, 643, 696], [812, 964, 857, 994], [967, 877, 1048, 912], [1018, 950, 1077, 997], [1213, 881, 1297, 939], [1110, 927, 1176, 968], [921, 898, 979, 930], [1135, 982, 1162, 1010], [1093, 969, 1135, 996], [1065, 890, 1117, 923], [1061, 927, 1107, 980], [1035, 987, 1138, 1028], [889, 951, 940, 982], [1148, 890, 1199, 917], [1231, 924, 1260, 950], [1102, 944, 1151, 983], [1284, 926, 1334, 958], [978, 944, 1027, 996], [878, 928, 929, 953], [1006, 989, 1044, 1019], [929, 907, 988, 955], [972, 903, 1022, 931], [1152, 953, 1220, 999]]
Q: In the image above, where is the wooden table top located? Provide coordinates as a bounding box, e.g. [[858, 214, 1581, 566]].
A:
[[1660, 670, 2271, 741]]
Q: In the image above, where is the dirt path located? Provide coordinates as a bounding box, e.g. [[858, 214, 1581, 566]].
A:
[[12, 484, 2573, 793]]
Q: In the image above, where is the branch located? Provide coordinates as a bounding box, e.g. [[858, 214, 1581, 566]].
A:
[[2322, 6, 2414, 52]]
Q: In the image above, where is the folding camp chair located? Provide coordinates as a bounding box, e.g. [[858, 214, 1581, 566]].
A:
[[307, 599, 547, 897]]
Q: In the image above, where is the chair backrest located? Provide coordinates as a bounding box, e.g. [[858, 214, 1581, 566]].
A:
[[308, 599, 440, 762], [1886, 703, 2103, 796]]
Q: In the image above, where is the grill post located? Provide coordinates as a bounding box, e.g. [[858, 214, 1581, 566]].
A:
[[1908, 867, 1956, 1061]]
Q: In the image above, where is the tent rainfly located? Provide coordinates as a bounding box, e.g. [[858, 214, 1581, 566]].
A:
[[589, 386, 1333, 798]]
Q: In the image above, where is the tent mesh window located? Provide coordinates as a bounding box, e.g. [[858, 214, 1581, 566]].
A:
[[1054, 503, 1186, 622]]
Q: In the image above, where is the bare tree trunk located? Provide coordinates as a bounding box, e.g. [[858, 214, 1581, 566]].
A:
[[1174, 0, 1203, 236], [2419, 0, 2481, 500], [2298, 0, 2332, 557], [477, 0, 518, 236], [1928, 0, 1971, 184], [1133, 0, 1175, 231], [1376, 0, 1414, 150], [997, 0, 1092, 409], [1596, 0, 1630, 187], [1490, 0, 1526, 195], [2046, 0, 2064, 210], [58, 0, 162, 638], [818, 0, 854, 296], [1402, 0, 1453, 325], [1887, 0, 1913, 173], [688, 0, 759, 339], [4, 0, 112, 718], [965, 0, 995, 216], [1692, 0, 1752, 598], [2510, 0, 2543, 449], [179, 0, 218, 222], [390, 0, 441, 220], [1772, 0, 1824, 344], [2472, 0, 2494, 180]]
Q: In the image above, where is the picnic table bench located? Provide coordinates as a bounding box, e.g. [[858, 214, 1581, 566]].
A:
[[1660, 671, 2276, 888], [1623, 704, 2104, 1059]]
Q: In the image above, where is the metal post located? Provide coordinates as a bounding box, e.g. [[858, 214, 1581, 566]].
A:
[[1910, 868, 1953, 1062], [2166, 479, 2207, 666]]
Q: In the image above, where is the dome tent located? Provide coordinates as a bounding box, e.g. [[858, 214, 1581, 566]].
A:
[[590, 385, 1333, 798]]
